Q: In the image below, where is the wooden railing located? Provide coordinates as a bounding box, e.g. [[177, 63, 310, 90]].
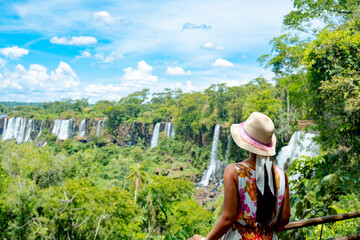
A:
[[282, 211, 360, 240]]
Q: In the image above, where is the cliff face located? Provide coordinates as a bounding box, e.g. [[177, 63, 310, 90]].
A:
[[0, 116, 232, 156], [0, 118, 4, 135], [115, 122, 153, 148]]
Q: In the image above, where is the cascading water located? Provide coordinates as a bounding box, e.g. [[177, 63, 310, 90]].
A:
[[164, 123, 171, 136], [276, 131, 319, 170], [164, 122, 175, 138], [2, 118, 7, 141], [52, 119, 75, 140], [224, 133, 232, 163], [170, 125, 175, 138], [52, 119, 61, 136], [96, 120, 105, 137], [24, 119, 35, 142], [78, 119, 86, 137], [128, 122, 136, 146], [2, 117, 27, 143], [150, 123, 161, 148], [35, 120, 44, 140], [198, 124, 221, 186]]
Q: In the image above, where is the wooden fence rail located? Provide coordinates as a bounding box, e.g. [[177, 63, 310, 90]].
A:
[[281, 211, 360, 240]]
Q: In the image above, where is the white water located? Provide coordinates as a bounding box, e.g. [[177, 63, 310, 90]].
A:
[[2, 117, 27, 143], [199, 124, 221, 186], [52, 119, 75, 140], [224, 133, 232, 163], [24, 119, 35, 142], [164, 122, 175, 138], [78, 119, 86, 137], [35, 120, 44, 140], [276, 131, 319, 170], [96, 120, 105, 137], [150, 123, 161, 148], [128, 122, 136, 146], [2, 118, 7, 141]]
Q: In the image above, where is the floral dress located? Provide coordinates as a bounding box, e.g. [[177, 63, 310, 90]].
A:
[[222, 162, 286, 240]]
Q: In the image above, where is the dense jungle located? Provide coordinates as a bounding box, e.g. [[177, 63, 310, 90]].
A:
[[0, 0, 360, 239]]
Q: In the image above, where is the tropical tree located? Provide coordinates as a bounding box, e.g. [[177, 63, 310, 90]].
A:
[[127, 164, 147, 203]]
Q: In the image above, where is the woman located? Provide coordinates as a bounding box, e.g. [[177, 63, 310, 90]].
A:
[[190, 112, 290, 240]]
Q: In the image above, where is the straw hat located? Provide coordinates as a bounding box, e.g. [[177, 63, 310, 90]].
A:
[[231, 112, 276, 156]]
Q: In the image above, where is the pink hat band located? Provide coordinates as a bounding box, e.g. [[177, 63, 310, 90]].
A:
[[239, 122, 273, 151]]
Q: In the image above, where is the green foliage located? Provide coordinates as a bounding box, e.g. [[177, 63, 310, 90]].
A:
[[242, 78, 283, 120], [168, 199, 214, 236], [282, 0, 360, 32], [139, 176, 194, 234], [286, 155, 360, 239], [42, 98, 90, 114], [303, 13, 360, 152], [104, 89, 150, 133], [40, 179, 140, 239], [1, 142, 64, 188], [163, 226, 193, 240]]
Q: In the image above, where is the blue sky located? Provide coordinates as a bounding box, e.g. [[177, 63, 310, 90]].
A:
[[0, 0, 293, 103]]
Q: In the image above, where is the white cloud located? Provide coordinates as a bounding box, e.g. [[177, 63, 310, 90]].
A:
[[84, 83, 130, 103], [0, 61, 79, 92], [166, 66, 191, 75], [50, 36, 97, 45], [76, 51, 122, 63], [174, 80, 196, 92], [94, 11, 119, 25], [220, 79, 242, 87], [202, 41, 224, 50], [94, 51, 123, 63], [0, 58, 6, 68], [0, 46, 29, 59], [85, 83, 128, 93], [121, 61, 158, 87], [50, 61, 79, 90], [212, 58, 234, 67], [76, 51, 92, 59], [182, 23, 211, 31]]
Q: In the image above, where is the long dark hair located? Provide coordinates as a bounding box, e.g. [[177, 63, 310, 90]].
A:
[[256, 162, 277, 226]]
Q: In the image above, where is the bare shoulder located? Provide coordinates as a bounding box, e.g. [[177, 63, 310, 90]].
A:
[[224, 164, 237, 179]]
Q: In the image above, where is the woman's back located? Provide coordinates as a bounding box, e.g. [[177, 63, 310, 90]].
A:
[[222, 162, 285, 240]]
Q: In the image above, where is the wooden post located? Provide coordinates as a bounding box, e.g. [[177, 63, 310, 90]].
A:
[[325, 233, 360, 240], [283, 211, 360, 230]]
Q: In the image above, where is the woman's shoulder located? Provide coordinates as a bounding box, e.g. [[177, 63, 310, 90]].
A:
[[231, 162, 253, 179]]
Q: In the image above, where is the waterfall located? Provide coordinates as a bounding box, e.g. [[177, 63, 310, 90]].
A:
[[3, 117, 26, 144], [24, 119, 35, 142], [2, 117, 27, 143], [164, 122, 175, 138], [52, 119, 61, 136], [2, 118, 7, 141], [224, 133, 232, 163], [128, 122, 136, 146], [150, 123, 161, 148], [52, 119, 75, 140], [96, 120, 105, 137], [164, 123, 171, 137], [170, 125, 175, 138], [35, 120, 44, 140], [198, 124, 221, 186], [78, 119, 86, 137], [3, 118, 15, 140], [276, 131, 319, 170], [16, 118, 27, 144]]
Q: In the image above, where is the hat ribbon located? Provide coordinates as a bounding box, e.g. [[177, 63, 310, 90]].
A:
[[256, 155, 274, 196]]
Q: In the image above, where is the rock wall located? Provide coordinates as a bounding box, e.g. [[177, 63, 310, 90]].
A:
[[115, 122, 152, 148]]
